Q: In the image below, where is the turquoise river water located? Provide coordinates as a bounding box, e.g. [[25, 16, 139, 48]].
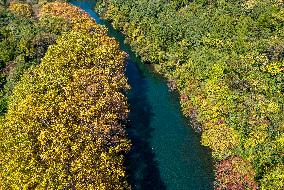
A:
[[71, 1, 215, 189]]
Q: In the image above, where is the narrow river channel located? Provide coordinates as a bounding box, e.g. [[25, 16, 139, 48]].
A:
[[71, 1, 215, 189]]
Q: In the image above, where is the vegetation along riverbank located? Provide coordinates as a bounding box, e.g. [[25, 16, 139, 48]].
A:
[[95, 0, 284, 189]]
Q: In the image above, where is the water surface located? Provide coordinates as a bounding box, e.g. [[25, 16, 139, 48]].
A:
[[71, 1, 215, 189]]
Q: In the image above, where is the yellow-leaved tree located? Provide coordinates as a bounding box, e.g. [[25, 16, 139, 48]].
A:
[[0, 29, 131, 189]]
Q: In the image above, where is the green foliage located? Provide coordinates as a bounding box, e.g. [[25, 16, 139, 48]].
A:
[[260, 164, 284, 190], [96, 0, 284, 188], [38, 16, 71, 35], [0, 38, 14, 67], [0, 2, 83, 116], [0, 0, 7, 7], [0, 9, 58, 116]]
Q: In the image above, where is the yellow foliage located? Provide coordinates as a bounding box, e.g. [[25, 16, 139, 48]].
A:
[[39, 2, 107, 34], [0, 17, 130, 190], [202, 124, 240, 158], [9, 2, 33, 18], [0, 6, 4, 13], [260, 164, 284, 190], [266, 61, 284, 75], [244, 128, 269, 150]]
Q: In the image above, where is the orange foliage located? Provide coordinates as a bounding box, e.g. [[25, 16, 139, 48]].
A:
[[216, 156, 257, 190]]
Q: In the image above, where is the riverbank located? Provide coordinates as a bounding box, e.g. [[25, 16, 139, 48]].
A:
[[71, 1, 215, 189], [94, 0, 284, 189]]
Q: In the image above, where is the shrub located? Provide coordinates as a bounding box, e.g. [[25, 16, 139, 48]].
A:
[[216, 156, 257, 190], [260, 164, 284, 190], [202, 124, 240, 159]]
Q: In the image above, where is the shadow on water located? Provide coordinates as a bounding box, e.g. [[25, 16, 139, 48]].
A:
[[125, 59, 166, 190], [70, 1, 167, 189], [71, 1, 214, 189]]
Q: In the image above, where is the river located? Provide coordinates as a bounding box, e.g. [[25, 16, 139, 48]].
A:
[[71, 1, 215, 189]]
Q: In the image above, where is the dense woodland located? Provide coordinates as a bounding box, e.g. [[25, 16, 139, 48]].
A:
[[0, 1, 130, 189], [0, 0, 283, 189], [95, 0, 284, 189]]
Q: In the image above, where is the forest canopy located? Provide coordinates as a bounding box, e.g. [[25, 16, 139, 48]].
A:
[[95, 0, 284, 189], [0, 1, 131, 189]]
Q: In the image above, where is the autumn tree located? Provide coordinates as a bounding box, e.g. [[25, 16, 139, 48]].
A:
[[0, 2, 131, 189], [0, 29, 131, 189]]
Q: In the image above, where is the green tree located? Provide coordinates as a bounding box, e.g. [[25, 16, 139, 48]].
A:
[[96, 0, 284, 188]]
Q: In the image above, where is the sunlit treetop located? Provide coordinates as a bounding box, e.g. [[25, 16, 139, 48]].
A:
[[0, 1, 131, 189], [39, 2, 107, 34], [0, 27, 130, 190]]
